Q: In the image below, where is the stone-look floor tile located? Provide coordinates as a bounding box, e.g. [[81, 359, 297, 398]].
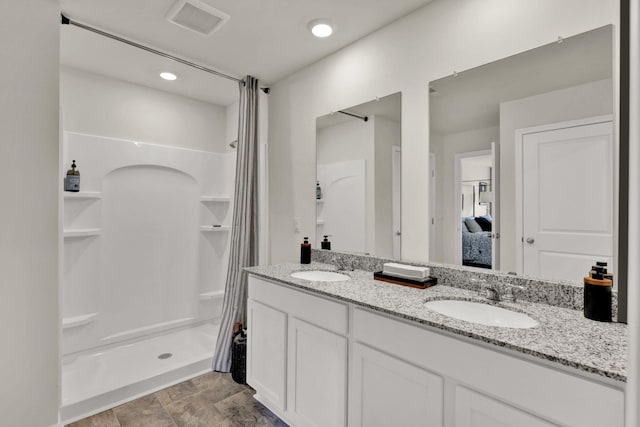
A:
[[164, 392, 235, 427], [113, 394, 177, 427], [66, 409, 120, 427], [155, 379, 200, 406], [215, 390, 288, 427], [191, 371, 248, 403]]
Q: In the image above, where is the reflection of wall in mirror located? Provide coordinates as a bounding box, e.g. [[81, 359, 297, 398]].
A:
[[431, 126, 498, 263], [461, 156, 491, 217], [317, 116, 400, 257]]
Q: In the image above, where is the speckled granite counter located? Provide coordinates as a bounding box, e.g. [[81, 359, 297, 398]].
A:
[[245, 262, 627, 382]]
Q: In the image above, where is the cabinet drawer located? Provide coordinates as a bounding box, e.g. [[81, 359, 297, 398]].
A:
[[248, 276, 348, 335]]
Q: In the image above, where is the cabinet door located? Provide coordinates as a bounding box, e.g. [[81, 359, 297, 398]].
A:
[[287, 317, 347, 427], [350, 342, 444, 427], [455, 386, 556, 427], [247, 300, 287, 412]]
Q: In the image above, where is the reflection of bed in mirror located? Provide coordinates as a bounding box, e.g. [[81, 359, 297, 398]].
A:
[[461, 216, 492, 268]]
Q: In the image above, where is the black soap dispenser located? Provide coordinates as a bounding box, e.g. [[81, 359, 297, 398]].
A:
[[64, 160, 80, 192], [321, 235, 331, 250], [584, 263, 612, 322], [300, 237, 311, 264]]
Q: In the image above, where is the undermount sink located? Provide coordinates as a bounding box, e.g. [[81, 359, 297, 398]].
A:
[[424, 299, 538, 329], [291, 270, 351, 282]]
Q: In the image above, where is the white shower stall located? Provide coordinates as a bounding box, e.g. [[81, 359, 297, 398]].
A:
[[60, 131, 235, 422]]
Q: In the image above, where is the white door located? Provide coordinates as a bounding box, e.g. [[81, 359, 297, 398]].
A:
[[392, 146, 402, 259], [316, 160, 366, 253], [287, 318, 347, 427], [455, 386, 556, 427], [349, 343, 443, 427], [519, 118, 613, 281], [429, 153, 436, 260], [246, 300, 287, 412]]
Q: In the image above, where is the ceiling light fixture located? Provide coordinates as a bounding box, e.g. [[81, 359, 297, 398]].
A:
[[308, 19, 333, 38], [160, 72, 177, 81]]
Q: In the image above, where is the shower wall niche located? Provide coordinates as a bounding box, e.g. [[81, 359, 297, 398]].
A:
[[62, 132, 235, 356]]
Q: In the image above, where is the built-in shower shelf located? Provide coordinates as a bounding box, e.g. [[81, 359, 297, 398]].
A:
[[200, 196, 231, 203], [316, 220, 325, 226], [316, 199, 324, 204], [64, 191, 102, 200], [199, 291, 225, 300], [63, 313, 98, 329], [199, 225, 231, 232], [64, 228, 102, 238]]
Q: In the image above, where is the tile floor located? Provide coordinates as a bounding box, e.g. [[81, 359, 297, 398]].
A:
[[66, 372, 288, 427]]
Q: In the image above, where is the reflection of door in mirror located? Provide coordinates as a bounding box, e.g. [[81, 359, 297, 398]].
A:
[[428, 25, 615, 284], [517, 116, 613, 282], [316, 93, 401, 257]]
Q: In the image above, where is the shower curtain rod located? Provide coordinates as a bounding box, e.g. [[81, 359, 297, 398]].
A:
[[338, 110, 369, 122], [61, 14, 270, 93]]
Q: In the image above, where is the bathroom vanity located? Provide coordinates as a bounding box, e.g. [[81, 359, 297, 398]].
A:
[[245, 262, 626, 427]]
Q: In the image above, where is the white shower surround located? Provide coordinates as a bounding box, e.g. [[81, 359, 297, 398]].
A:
[[61, 132, 235, 420]]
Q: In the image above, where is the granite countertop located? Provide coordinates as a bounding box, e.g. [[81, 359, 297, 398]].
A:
[[245, 262, 627, 382]]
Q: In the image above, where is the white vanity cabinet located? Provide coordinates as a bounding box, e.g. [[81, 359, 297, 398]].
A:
[[352, 308, 624, 427], [247, 276, 348, 427], [247, 275, 624, 427]]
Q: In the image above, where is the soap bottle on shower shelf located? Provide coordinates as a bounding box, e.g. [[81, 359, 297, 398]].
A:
[[64, 160, 80, 192], [316, 181, 322, 200], [300, 237, 311, 264]]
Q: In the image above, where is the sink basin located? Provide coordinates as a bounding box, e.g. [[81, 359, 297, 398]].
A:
[[424, 300, 538, 329], [291, 270, 351, 282]]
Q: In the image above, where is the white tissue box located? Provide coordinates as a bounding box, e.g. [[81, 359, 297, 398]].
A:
[[382, 262, 430, 279]]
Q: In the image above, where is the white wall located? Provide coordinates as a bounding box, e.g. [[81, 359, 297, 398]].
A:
[[0, 1, 60, 426], [374, 116, 400, 257], [431, 126, 498, 263], [61, 66, 229, 152], [268, 0, 618, 264], [226, 100, 239, 152], [499, 78, 614, 271]]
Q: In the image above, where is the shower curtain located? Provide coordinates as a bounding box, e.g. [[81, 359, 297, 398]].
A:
[[212, 76, 260, 372]]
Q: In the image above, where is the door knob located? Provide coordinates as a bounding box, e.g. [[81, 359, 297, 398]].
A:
[[525, 237, 535, 244], [396, 231, 401, 236]]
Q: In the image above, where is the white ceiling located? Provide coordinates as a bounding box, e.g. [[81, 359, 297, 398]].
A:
[[429, 25, 613, 135], [60, 0, 433, 107]]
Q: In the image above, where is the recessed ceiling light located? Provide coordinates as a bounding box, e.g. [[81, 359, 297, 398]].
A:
[[160, 72, 177, 81], [308, 19, 333, 38]]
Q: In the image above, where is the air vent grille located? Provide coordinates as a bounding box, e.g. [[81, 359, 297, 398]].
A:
[[167, 0, 229, 36]]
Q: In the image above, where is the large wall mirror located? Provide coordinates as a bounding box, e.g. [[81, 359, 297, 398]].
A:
[[316, 92, 401, 258], [429, 25, 617, 285]]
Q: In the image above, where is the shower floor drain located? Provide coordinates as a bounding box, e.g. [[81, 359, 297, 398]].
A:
[[158, 353, 173, 360]]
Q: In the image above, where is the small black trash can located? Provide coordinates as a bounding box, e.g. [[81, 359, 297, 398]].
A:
[[231, 322, 247, 384]]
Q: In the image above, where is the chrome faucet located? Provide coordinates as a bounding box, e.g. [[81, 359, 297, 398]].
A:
[[482, 283, 502, 302], [477, 281, 526, 303]]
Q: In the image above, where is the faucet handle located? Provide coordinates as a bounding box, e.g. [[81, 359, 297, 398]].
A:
[[502, 284, 526, 303], [471, 278, 501, 301]]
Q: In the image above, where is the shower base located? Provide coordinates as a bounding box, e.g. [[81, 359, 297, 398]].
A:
[[61, 322, 220, 424]]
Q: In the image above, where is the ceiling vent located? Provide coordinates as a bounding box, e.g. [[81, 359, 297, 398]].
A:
[[166, 0, 230, 36]]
